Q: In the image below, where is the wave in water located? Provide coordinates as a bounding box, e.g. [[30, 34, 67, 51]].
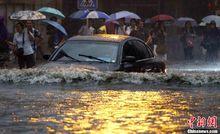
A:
[[0, 67, 220, 86]]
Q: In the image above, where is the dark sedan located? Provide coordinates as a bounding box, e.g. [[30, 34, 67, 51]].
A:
[[47, 34, 166, 73]]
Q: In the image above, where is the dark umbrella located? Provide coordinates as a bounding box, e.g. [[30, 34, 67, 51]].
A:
[[42, 20, 68, 36]]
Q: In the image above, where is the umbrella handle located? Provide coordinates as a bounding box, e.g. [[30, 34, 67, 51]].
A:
[[86, 19, 89, 28]]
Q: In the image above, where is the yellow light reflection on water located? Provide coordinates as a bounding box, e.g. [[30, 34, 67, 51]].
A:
[[29, 90, 190, 133]]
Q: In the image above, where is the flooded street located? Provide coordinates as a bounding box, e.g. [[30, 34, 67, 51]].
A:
[[0, 64, 220, 133], [0, 83, 219, 133], [2, 0, 220, 133]]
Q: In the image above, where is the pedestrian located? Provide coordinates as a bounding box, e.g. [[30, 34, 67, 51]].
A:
[[13, 22, 35, 69], [152, 22, 168, 60], [201, 21, 220, 62], [106, 21, 117, 34], [47, 17, 65, 53], [0, 17, 10, 68], [130, 20, 148, 42], [146, 28, 154, 51], [47, 25, 65, 52], [180, 21, 196, 60], [78, 20, 95, 35], [128, 19, 137, 35], [97, 19, 107, 34], [115, 18, 131, 35], [26, 21, 43, 60]]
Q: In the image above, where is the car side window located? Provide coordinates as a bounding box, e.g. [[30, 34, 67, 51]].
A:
[[123, 40, 153, 61], [132, 40, 154, 59], [123, 41, 134, 58]]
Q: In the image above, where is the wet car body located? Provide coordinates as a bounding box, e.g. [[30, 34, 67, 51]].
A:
[[47, 34, 166, 73]]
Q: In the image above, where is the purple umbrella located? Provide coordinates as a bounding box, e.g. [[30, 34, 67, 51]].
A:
[[175, 17, 197, 27], [69, 10, 89, 19]]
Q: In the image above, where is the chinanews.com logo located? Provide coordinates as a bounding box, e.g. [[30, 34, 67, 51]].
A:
[[187, 116, 219, 134]]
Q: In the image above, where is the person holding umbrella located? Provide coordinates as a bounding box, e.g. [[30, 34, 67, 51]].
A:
[[180, 21, 196, 61], [130, 20, 148, 42], [115, 18, 131, 35], [201, 21, 220, 62], [9, 10, 46, 68], [26, 21, 43, 59], [152, 22, 167, 61], [41, 19, 68, 54], [12, 22, 35, 69], [78, 20, 95, 36]]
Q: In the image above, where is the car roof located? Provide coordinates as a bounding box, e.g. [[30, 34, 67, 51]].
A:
[[68, 34, 130, 43]]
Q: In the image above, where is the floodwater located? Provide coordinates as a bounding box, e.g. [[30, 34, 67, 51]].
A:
[[0, 84, 219, 133], [0, 65, 220, 133]]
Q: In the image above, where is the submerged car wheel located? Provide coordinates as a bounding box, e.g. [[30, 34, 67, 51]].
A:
[[146, 62, 166, 73]]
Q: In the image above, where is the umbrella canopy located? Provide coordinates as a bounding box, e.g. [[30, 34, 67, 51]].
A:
[[175, 17, 197, 27], [10, 10, 46, 21], [151, 14, 174, 22], [109, 11, 141, 21], [69, 10, 89, 19], [199, 22, 206, 27], [42, 20, 67, 36], [38, 7, 65, 19], [202, 15, 220, 27], [82, 11, 110, 19]]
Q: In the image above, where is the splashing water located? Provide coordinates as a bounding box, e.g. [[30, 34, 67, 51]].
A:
[[0, 64, 220, 86]]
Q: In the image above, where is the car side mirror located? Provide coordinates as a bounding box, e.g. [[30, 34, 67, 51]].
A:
[[123, 56, 136, 63], [43, 55, 51, 60]]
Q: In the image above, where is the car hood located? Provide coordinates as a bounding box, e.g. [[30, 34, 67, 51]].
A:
[[40, 61, 118, 71]]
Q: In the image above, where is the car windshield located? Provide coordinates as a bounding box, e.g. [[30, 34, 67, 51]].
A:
[[52, 40, 119, 63]]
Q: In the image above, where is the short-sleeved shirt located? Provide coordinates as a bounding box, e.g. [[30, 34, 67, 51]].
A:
[[13, 29, 34, 55], [78, 25, 95, 35], [29, 28, 41, 51]]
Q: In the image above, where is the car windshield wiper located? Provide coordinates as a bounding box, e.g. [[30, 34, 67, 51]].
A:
[[61, 51, 81, 62], [78, 54, 110, 63]]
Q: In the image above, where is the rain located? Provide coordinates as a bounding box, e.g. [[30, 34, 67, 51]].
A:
[[0, 0, 219, 133]]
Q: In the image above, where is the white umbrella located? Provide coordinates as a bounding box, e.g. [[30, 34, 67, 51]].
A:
[[82, 11, 110, 19], [10, 10, 46, 20], [199, 22, 206, 26], [202, 15, 220, 27], [107, 11, 141, 22]]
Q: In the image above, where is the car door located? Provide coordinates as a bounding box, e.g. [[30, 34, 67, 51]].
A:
[[121, 39, 154, 72], [131, 40, 155, 72]]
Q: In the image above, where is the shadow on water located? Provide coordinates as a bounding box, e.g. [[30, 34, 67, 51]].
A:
[[0, 83, 219, 133]]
